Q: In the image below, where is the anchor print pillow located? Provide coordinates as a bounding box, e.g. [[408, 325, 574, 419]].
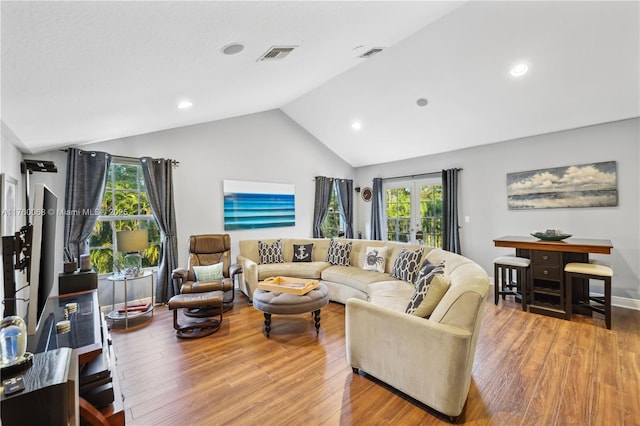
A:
[[292, 244, 314, 262], [362, 246, 388, 273]]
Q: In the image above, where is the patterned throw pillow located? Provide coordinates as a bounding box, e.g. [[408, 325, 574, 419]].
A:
[[292, 244, 313, 262], [362, 246, 388, 273], [326, 240, 352, 266], [193, 262, 224, 282], [258, 240, 284, 264], [405, 266, 450, 318], [390, 247, 424, 282], [413, 258, 437, 286]]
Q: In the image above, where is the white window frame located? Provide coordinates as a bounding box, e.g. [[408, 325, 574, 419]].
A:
[[383, 177, 442, 246]]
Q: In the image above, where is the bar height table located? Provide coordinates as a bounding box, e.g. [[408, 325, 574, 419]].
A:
[[493, 236, 613, 319]]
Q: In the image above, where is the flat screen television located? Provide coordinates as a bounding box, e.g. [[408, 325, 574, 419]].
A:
[[26, 183, 58, 336]]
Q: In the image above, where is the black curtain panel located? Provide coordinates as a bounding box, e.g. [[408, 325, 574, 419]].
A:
[[442, 168, 461, 254], [140, 157, 179, 303], [63, 148, 111, 261], [312, 176, 333, 238], [370, 178, 383, 240], [336, 179, 354, 238]]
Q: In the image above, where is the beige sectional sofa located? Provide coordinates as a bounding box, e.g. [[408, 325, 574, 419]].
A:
[[237, 237, 490, 420]]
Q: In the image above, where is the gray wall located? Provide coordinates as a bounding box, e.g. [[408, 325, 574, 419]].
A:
[[5, 114, 640, 308], [23, 109, 354, 306], [82, 109, 354, 263], [355, 118, 640, 303]]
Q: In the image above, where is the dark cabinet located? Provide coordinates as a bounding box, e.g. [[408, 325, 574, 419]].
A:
[[1, 348, 78, 426], [4, 290, 125, 425], [528, 250, 569, 319]]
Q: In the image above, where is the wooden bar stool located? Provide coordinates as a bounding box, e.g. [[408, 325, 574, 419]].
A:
[[565, 263, 612, 329], [493, 256, 531, 311]]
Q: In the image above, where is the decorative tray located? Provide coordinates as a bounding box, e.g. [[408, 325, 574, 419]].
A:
[[258, 276, 320, 295], [531, 231, 572, 241]]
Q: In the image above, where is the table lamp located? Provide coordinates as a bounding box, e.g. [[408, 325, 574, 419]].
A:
[[116, 229, 149, 277]]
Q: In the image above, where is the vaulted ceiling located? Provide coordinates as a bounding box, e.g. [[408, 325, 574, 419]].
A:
[[2, 1, 638, 167]]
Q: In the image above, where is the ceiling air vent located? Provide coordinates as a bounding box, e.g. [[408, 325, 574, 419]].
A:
[[257, 46, 297, 62], [359, 48, 384, 59]]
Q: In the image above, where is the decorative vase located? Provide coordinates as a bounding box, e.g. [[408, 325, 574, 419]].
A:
[[0, 316, 27, 367]]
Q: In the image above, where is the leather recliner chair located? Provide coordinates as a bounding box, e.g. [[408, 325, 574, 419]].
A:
[[172, 234, 240, 314]]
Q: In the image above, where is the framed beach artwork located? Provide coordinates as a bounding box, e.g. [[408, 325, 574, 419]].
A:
[[507, 161, 618, 210], [223, 180, 295, 230], [1, 173, 18, 236]]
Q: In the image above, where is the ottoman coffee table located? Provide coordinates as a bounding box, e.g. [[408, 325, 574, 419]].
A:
[[252, 282, 329, 338]]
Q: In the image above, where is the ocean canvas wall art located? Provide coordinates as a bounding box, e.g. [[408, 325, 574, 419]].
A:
[[223, 180, 295, 230], [507, 161, 618, 210]]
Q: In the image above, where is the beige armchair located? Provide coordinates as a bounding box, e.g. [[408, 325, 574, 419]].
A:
[[172, 234, 241, 313]]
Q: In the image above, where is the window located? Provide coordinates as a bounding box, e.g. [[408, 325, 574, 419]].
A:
[[384, 178, 442, 247], [321, 182, 345, 238], [89, 162, 160, 274], [386, 186, 411, 243]]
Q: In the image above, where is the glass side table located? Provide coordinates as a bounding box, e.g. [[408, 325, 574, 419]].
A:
[[107, 270, 155, 329]]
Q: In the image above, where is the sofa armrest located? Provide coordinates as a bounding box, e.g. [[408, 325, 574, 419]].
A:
[[172, 267, 188, 282], [237, 255, 258, 301], [345, 298, 475, 417]]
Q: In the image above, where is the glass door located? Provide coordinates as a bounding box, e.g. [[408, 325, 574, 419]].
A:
[[384, 178, 442, 246]]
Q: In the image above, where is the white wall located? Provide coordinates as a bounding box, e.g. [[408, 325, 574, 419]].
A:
[[1, 121, 26, 315], [355, 118, 640, 303]]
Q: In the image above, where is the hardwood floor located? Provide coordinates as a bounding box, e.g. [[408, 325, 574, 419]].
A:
[[109, 291, 640, 425]]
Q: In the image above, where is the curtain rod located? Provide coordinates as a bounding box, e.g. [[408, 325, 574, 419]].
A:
[[61, 149, 179, 167], [115, 154, 180, 167], [382, 168, 462, 182]]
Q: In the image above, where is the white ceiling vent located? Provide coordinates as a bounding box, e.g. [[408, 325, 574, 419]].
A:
[[257, 46, 297, 62], [359, 48, 384, 59]]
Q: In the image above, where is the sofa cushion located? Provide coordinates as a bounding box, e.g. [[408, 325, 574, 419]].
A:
[[367, 280, 416, 312], [292, 243, 313, 262], [362, 246, 388, 273], [321, 265, 391, 293], [258, 240, 284, 264], [257, 262, 330, 281], [326, 240, 352, 266], [390, 247, 424, 282], [193, 262, 224, 282], [406, 262, 450, 317]]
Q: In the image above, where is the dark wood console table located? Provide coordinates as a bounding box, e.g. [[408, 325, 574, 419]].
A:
[[26, 289, 125, 425], [493, 236, 613, 319]]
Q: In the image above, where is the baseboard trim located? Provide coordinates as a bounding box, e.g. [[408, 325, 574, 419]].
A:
[[489, 282, 640, 312], [610, 295, 640, 311]]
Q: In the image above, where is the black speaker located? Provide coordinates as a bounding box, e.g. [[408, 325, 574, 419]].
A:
[[58, 270, 98, 295]]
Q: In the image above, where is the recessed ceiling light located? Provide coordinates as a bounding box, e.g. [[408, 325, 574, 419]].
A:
[[416, 98, 429, 107], [510, 63, 529, 77], [221, 43, 245, 55], [352, 121, 362, 130], [177, 100, 193, 109]]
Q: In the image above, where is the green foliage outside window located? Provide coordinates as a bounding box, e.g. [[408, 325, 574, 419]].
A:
[[385, 184, 442, 247], [420, 185, 443, 247], [321, 184, 344, 238], [89, 163, 161, 274], [386, 187, 412, 242]]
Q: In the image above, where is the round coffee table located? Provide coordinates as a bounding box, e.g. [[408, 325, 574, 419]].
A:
[[252, 283, 329, 337]]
